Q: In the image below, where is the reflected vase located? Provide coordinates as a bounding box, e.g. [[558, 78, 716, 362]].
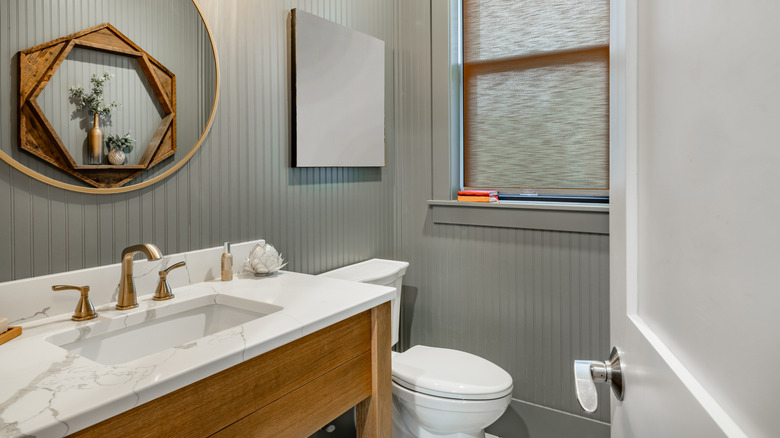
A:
[[87, 113, 103, 165], [107, 149, 126, 165]]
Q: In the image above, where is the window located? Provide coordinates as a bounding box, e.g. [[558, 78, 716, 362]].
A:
[[461, 0, 609, 200]]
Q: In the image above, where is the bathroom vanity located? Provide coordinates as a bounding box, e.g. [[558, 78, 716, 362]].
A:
[[0, 243, 394, 437], [72, 299, 391, 438]]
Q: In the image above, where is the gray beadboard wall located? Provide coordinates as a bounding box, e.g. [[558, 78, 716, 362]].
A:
[[393, 0, 611, 430], [0, 0, 396, 282]]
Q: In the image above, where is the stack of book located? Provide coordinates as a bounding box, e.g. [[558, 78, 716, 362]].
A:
[[457, 190, 499, 203]]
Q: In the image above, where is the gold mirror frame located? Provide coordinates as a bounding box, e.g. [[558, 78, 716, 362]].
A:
[[0, 0, 219, 194]]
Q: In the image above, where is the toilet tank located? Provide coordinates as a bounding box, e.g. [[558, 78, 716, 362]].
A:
[[318, 259, 408, 347]]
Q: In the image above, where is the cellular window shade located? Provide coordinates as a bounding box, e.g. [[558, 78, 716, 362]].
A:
[[463, 0, 609, 194]]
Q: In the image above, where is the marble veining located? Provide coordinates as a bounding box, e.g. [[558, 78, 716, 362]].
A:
[[10, 308, 52, 326], [0, 242, 394, 437], [0, 242, 262, 325]]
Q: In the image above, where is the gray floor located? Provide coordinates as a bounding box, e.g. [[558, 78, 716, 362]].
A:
[[309, 409, 355, 438], [308, 399, 610, 438], [487, 400, 610, 438]]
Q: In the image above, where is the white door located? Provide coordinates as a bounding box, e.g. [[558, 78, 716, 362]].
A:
[[605, 1, 780, 437]]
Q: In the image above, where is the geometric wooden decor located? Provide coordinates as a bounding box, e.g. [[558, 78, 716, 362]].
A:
[[18, 23, 176, 188]]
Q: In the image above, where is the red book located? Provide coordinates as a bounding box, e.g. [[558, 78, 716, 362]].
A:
[[457, 190, 498, 197]]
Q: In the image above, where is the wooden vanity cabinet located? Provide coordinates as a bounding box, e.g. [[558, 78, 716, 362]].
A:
[[70, 302, 391, 438]]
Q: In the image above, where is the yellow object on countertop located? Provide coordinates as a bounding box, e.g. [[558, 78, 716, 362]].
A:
[[0, 326, 22, 346]]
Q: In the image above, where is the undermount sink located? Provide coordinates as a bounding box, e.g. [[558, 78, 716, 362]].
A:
[[46, 294, 283, 365]]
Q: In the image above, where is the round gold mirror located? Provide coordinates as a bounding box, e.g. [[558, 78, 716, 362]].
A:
[[0, 0, 219, 194]]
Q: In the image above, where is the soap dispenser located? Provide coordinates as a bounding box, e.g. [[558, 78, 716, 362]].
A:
[[221, 242, 233, 281]]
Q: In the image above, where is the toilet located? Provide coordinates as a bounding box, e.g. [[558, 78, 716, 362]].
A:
[[319, 259, 513, 438]]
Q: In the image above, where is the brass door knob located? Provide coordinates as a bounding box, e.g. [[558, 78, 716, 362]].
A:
[[52, 285, 98, 321]]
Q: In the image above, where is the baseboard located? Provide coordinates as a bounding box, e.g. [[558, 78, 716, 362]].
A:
[[486, 399, 610, 438]]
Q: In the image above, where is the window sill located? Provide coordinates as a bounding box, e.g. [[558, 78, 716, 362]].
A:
[[428, 200, 609, 234]]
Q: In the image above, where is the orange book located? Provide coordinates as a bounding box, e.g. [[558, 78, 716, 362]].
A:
[[457, 195, 499, 203]]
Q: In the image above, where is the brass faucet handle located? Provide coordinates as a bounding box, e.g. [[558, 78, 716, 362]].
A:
[[154, 261, 185, 301], [52, 285, 98, 321], [161, 261, 186, 276]]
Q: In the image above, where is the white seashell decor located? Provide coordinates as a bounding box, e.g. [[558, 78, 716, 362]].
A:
[[242, 240, 287, 275]]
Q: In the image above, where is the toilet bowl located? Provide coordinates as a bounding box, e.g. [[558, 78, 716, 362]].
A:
[[319, 259, 513, 438]]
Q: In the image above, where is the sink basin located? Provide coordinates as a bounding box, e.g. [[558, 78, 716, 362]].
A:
[[46, 295, 282, 365]]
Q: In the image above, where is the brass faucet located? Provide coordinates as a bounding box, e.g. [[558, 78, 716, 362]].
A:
[[117, 244, 163, 310]]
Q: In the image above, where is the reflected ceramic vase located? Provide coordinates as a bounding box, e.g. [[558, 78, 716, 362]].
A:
[[87, 113, 103, 165], [107, 148, 126, 165]]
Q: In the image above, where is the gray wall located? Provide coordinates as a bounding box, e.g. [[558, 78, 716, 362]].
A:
[[393, 0, 611, 427], [0, 0, 396, 281]]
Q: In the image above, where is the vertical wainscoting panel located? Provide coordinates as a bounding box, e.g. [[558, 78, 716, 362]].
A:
[[0, 0, 395, 282], [392, 0, 611, 425]]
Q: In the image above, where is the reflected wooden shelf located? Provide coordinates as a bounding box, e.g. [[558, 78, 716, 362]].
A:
[[75, 165, 148, 170], [18, 23, 176, 189]]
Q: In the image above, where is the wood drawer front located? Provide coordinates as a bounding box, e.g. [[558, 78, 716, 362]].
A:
[[212, 351, 372, 437], [71, 310, 372, 438]]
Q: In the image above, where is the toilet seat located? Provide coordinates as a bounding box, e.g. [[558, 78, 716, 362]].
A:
[[392, 345, 513, 400]]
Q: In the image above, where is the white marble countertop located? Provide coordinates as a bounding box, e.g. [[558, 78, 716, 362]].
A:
[[0, 270, 394, 437]]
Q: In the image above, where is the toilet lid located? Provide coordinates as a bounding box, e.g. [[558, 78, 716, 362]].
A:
[[392, 345, 513, 400]]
